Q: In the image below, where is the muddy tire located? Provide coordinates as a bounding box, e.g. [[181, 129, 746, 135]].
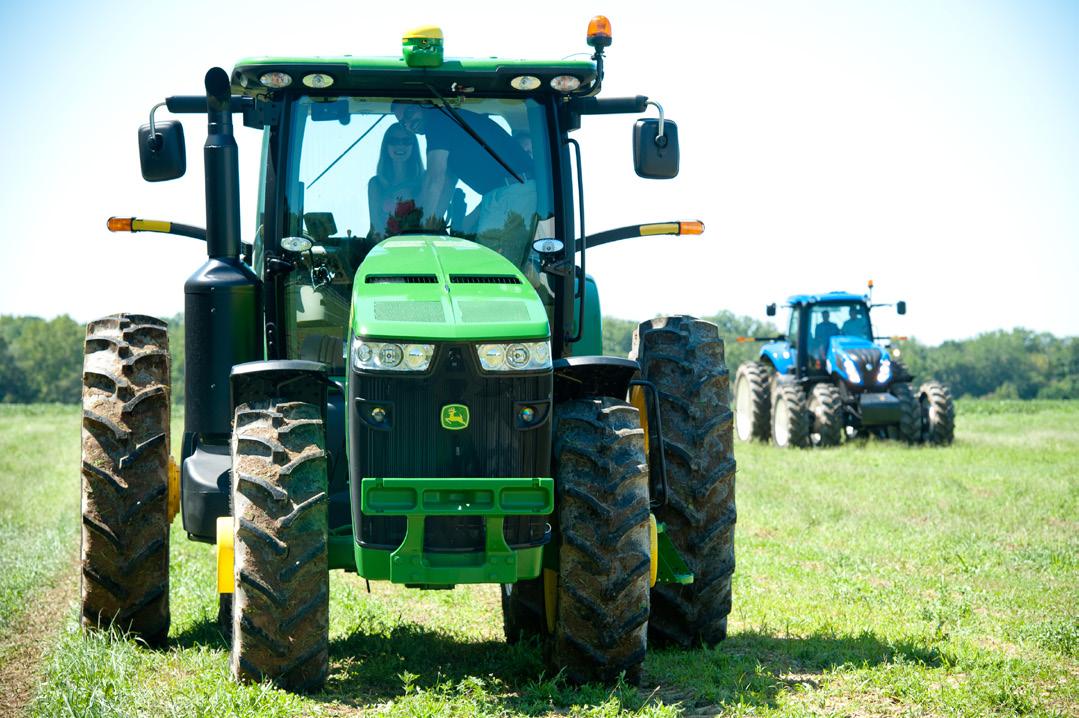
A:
[[501, 578, 546, 644], [80, 314, 171, 646], [808, 383, 844, 447], [551, 397, 651, 684], [890, 382, 921, 443], [631, 316, 736, 647], [230, 399, 329, 692], [771, 381, 810, 448], [734, 362, 772, 442], [919, 381, 955, 445]]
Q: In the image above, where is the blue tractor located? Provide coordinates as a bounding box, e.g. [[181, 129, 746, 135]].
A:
[[733, 289, 954, 448]]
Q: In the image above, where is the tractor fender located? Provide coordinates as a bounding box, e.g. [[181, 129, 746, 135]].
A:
[[553, 356, 639, 403], [760, 342, 794, 375], [229, 359, 330, 415]]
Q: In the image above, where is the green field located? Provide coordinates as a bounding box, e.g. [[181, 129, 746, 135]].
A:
[[0, 401, 1076, 717]]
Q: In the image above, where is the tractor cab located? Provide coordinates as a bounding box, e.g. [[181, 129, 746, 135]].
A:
[[762, 292, 890, 389]]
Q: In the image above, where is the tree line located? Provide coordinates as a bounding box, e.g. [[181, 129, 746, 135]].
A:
[[602, 311, 1078, 400], [0, 312, 1074, 403], [0, 315, 184, 404]]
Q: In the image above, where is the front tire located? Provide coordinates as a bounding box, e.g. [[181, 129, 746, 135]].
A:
[[890, 382, 921, 443], [734, 362, 772, 442], [919, 381, 955, 445], [80, 314, 171, 646], [230, 399, 329, 692], [551, 397, 651, 684], [771, 382, 810, 448], [632, 316, 736, 647], [808, 383, 843, 447]]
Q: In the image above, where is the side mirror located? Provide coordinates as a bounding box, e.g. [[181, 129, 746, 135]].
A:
[[897, 300, 907, 315], [766, 303, 777, 317], [138, 120, 186, 182], [633, 118, 679, 179]]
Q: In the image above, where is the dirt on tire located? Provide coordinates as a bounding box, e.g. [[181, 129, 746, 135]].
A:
[[80, 314, 171, 645], [230, 399, 329, 692], [631, 315, 736, 647], [551, 397, 651, 684]]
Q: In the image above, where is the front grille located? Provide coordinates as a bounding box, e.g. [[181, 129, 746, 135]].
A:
[[349, 344, 552, 552]]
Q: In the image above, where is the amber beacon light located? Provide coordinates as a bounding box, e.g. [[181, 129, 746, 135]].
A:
[[587, 16, 612, 48]]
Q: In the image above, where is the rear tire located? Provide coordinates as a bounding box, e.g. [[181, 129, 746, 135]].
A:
[[808, 383, 843, 447], [230, 399, 329, 692], [919, 381, 955, 445], [631, 316, 736, 647], [80, 314, 171, 646], [771, 382, 810, 448], [551, 397, 651, 684], [500, 578, 546, 644], [890, 382, 921, 443], [733, 362, 771, 442]]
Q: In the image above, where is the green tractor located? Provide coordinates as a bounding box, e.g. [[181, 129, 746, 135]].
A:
[[81, 20, 736, 690]]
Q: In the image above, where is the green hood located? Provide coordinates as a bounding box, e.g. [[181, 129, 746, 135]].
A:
[[351, 236, 550, 341]]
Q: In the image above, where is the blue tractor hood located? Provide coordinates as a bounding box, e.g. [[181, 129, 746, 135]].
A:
[[827, 336, 893, 388]]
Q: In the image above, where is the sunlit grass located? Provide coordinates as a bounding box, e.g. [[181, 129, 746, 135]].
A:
[[2, 401, 1076, 716]]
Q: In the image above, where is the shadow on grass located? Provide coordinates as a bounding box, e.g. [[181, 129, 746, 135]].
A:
[[645, 629, 943, 712], [169, 618, 942, 713]]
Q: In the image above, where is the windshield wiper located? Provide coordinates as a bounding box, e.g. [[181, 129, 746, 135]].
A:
[[423, 84, 524, 184], [308, 114, 388, 189]]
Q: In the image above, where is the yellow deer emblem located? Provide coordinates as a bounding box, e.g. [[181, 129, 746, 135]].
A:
[[440, 404, 469, 430]]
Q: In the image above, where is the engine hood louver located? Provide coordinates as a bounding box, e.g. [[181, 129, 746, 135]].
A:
[[365, 274, 439, 284], [449, 274, 521, 284]]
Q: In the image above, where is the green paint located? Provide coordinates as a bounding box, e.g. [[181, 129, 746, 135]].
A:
[[402, 37, 444, 68], [572, 274, 604, 356], [361, 477, 554, 516], [353, 477, 552, 584], [440, 404, 469, 430], [655, 522, 694, 585], [351, 235, 550, 341]]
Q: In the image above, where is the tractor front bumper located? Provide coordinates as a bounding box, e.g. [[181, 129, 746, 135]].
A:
[[353, 477, 553, 585], [858, 391, 901, 426]]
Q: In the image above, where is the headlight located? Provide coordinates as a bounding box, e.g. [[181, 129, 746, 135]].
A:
[[352, 339, 434, 372], [476, 340, 551, 371], [876, 359, 892, 384], [842, 356, 862, 384]]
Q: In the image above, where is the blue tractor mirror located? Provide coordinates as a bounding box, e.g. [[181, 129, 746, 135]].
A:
[[897, 300, 907, 315], [766, 303, 777, 317]]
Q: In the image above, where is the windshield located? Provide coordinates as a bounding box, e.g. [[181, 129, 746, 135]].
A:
[[807, 302, 873, 356], [277, 95, 555, 371]]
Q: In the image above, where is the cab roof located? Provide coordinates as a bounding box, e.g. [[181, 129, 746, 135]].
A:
[[231, 56, 598, 96], [787, 291, 868, 306]]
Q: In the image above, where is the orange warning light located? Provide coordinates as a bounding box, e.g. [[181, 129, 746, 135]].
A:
[[587, 16, 612, 48], [679, 220, 705, 235], [107, 217, 133, 232]]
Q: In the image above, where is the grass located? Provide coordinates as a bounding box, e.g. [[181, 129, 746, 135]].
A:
[[0, 401, 1076, 716]]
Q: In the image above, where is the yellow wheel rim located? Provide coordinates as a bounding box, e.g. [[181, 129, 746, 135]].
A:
[[216, 516, 234, 594], [649, 514, 659, 587]]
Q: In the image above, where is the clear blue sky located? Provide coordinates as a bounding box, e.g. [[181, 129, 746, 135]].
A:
[[0, 0, 1076, 344]]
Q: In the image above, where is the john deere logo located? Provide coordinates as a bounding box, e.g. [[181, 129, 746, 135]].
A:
[[441, 404, 469, 430]]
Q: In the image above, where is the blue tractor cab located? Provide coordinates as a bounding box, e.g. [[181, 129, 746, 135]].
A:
[[733, 287, 954, 448]]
